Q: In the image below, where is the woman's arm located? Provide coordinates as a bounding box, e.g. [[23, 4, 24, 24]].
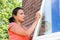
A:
[[26, 11, 40, 35], [10, 11, 40, 36]]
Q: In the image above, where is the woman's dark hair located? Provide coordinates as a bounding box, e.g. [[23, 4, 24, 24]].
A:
[[9, 7, 23, 23]]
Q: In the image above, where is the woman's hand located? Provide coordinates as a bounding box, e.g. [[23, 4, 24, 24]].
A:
[[35, 11, 40, 21]]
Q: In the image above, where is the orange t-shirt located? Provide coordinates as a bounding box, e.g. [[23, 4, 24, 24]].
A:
[[8, 22, 30, 40]]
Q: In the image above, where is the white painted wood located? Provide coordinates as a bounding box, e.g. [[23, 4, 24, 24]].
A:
[[34, 32, 60, 40]]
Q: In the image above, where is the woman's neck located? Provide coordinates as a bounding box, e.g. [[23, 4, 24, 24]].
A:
[[15, 20, 22, 27]]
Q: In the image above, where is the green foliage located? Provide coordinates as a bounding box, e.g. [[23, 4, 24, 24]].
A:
[[0, 0, 22, 40]]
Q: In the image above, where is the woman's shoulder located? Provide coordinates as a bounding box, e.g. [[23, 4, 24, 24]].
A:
[[8, 22, 16, 29], [9, 22, 16, 25]]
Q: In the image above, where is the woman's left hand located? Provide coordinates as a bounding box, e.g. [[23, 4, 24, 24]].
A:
[[35, 11, 40, 21]]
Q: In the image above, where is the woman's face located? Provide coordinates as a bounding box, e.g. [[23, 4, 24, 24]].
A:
[[14, 9, 25, 22]]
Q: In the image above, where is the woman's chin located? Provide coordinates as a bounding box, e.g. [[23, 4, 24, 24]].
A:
[[19, 19, 25, 22], [21, 20, 25, 22]]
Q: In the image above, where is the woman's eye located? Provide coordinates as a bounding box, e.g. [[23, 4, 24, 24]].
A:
[[20, 13, 23, 15]]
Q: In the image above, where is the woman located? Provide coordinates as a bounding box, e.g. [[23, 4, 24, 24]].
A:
[[8, 7, 40, 40]]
